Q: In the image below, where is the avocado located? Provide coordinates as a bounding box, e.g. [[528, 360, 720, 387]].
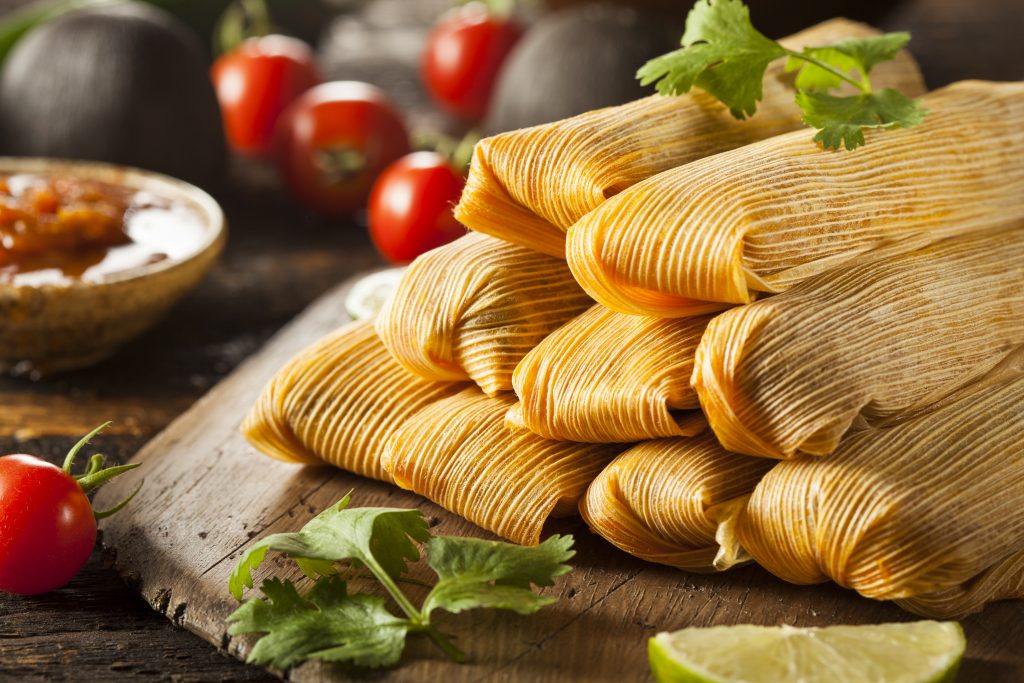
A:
[[485, 3, 681, 133], [0, 4, 227, 189]]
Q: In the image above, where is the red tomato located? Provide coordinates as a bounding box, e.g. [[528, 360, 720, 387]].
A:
[[368, 152, 466, 264], [0, 455, 96, 595], [422, 4, 523, 122], [275, 82, 411, 217], [212, 35, 322, 156]]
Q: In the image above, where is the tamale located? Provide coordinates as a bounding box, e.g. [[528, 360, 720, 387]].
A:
[[897, 550, 1024, 618], [242, 320, 464, 481], [580, 436, 774, 571], [567, 80, 1024, 316], [692, 229, 1024, 459], [736, 354, 1024, 617], [376, 233, 593, 396], [381, 388, 623, 544], [508, 305, 714, 442], [455, 18, 925, 257]]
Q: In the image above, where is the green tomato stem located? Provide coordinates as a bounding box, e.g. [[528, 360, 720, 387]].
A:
[[783, 48, 870, 94], [94, 479, 144, 520], [76, 463, 141, 493], [62, 421, 111, 472], [61, 423, 143, 519]]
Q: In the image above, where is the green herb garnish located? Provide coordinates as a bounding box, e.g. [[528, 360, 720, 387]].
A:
[[227, 493, 574, 669], [637, 0, 927, 150]]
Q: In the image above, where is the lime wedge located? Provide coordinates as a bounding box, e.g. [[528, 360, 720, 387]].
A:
[[649, 621, 965, 683], [344, 267, 406, 321]]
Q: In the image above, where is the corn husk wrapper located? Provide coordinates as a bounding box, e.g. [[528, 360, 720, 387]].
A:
[[242, 320, 464, 481], [508, 305, 714, 442], [455, 19, 926, 257], [568, 80, 1024, 316], [376, 233, 593, 396], [736, 352, 1024, 617], [693, 229, 1024, 459], [580, 436, 774, 571], [896, 549, 1024, 618], [381, 388, 624, 544]]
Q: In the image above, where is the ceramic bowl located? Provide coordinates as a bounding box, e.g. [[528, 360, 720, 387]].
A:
[[0, 158, 226, 377]]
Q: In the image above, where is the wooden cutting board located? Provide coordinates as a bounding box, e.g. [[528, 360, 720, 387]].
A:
[[94, 280, 1024, 683]]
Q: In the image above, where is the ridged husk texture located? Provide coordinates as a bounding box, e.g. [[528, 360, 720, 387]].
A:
[[508, 305, 714, 442], [381, 388, 623, 544], [454, 18, 925, 257], [580, 436, 774, 571], [242, 320, 464, 481], [376, 233, 593, 396], [736, 352, 1024, 618], [896, 549, 1024, 618], [693, 229, 1024, 459], [567, 81, 1024, 316]]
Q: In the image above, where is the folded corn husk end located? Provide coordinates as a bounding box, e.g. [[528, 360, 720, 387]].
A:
[[376, 233, 593, 396], [737, 363, 1024, 608], [455, 140, 568, 258], [242, 325, 352, 467], [565, 213, 738, 317], [241, 395, 322, 466], [580, 437, 774, 573], [243, 320, 470, 483], [894, 549, 1024, 619], [511, 306, 716, 442], [691, 304, 792, 459], [382, 387, 622, 545]]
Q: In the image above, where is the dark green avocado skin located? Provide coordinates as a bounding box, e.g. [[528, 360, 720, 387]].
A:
[[484, 3, 681, 134], [0, 4, 226, 190]]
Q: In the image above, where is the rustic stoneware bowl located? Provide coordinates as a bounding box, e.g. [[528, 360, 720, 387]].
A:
[[0, 158, 226, 377]]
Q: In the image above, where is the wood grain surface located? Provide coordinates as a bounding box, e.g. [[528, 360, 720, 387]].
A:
[[1, 0, 1022, 680], [93, 282, 1024, 683]]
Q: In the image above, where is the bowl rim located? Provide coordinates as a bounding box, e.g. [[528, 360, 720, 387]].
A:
[[0, 156, 226, 291]]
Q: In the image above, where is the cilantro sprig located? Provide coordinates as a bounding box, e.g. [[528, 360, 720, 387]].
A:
[[637, 0, 927, 150], [227, 494, 574, 669]]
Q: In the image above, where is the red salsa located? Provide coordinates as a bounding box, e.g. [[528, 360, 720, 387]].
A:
[[0, 174, 204, 284]]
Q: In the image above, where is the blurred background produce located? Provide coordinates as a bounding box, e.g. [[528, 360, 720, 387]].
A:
[[211, 34, 322, 157], [484, 3, 679, 132], [421, 2, 523, 123], [0, 3, 226, 188]]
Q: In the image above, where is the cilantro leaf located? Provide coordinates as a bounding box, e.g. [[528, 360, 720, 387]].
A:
[[786, 33, 910, 93], [796, 88, 927, 150], [786, 47, 861, 92], [226, 495, 576, 671], [637, 0, 786, 118], [422, 535, 574, 617], [826, 32, 910, 74], [227, 577, 409, 669], [639, 0, 925, 149], [229, 494, 430, 600]]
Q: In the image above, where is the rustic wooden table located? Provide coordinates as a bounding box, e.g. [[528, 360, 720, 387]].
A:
[[0, 0, 1021, 680]]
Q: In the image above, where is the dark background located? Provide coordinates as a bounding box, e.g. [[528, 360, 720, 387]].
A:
[[0, 0, 1021, 680]]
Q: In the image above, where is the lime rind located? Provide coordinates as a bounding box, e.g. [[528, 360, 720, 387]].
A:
[[649, 621, 965, 683]]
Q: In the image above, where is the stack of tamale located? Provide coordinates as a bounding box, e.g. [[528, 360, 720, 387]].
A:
[[242, 16, 1024, 620]]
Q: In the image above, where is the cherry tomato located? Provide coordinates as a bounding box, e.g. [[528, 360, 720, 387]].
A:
[[0, 425, 140, 596], [212, 35, 322, 156], [0, 455, 96, 595], [368, 152, 466, 264], [422, 4, 523, 122], [275, 81, 411, 217]]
